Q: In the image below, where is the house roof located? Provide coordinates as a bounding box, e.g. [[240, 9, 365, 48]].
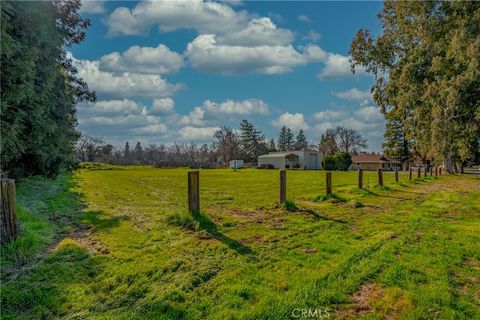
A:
[[352, 154, 400, 163]]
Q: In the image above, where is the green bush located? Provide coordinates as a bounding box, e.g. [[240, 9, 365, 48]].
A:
[[321, 156, 337, 170], [333, 152, 352, 171], [321, 152, 352, 171]]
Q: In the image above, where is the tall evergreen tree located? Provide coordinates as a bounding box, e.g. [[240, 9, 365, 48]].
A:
[[285, 128, 294, 150], [268, 138, 276, 152], [124, 142, 131, 163], [240, 120, 254, 159], [278, 126, 287, 151], [134, 142, 144, 163], [294, 129, 308, 150], [239, 120, 265, 161], [0, 0, 95, 177]]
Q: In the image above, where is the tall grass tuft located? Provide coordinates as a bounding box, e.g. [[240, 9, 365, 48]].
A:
[[283, 198, 298, 212]]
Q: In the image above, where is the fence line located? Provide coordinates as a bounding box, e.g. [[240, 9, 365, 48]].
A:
[[186, 167, 448, 211]]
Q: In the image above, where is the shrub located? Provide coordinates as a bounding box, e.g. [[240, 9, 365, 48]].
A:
[[322, 156, 337, 170], [333, 152, 352, 171]]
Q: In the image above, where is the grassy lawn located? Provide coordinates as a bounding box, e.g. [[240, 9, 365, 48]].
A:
[[1, 167, 479, 319]]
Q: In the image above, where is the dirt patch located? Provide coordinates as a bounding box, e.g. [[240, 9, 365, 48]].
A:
[[299, 248, 318, 254], [351, 283, 385, 314], [51, 225, 110, 255], [249, 235, 263, 242]]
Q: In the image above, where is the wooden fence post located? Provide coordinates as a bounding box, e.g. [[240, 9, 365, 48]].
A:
[[279, 170, 286, 203], [377, 168, 383, 186], [394, 169, 399, 183], [357, 168, 363, 189], [1, 179, 19, 244], [435, 167, 438, 176], [417, 167, 421, 178], [326, 172, 332, 195], [409, 167, 413, 181], [439, 167, 442, 175], [424, 166, 428, 177], [188, 171, 200, 213]]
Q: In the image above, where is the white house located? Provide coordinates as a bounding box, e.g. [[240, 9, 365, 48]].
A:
[[257, 150, 322, 170]]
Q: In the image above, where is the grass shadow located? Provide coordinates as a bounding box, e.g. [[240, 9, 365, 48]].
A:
[[349, 188, 379, 196], [299, 208, 348, 224], [192, 212, 253, 255], [81, 211, 129, 230], [166, 211, 253, 255]]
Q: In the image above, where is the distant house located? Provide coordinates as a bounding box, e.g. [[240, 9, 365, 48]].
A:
[[257, 150, 322, 170], [350, 154, 401, 171]]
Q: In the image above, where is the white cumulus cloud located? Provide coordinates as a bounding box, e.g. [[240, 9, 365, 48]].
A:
[[272, 112, 310, 131], [152, 98, 175, 114], [73, 56, 183, 99], [179, 126, 220, 141], [186, 34, 309, 75], [99, 44, 184, 74], [105, 0, 250, 36]]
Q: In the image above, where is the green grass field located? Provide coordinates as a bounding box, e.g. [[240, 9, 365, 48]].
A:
[[1, 167, 479, 319]]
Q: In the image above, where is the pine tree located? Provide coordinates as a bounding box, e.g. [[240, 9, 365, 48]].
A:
[[294, 129, 308, 150], [240, 120, 265, 161], [285, 128, 294, 150], [124, 142, 131, 163], [278, 126, 287, 151], [134, 141, 144, 163], [268, 138, 276, 152], [240, 120, 254, 159]]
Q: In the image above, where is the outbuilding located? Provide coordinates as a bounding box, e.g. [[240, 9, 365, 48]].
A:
[[257, 150, 322, 170], [229, 160, 244, 169]]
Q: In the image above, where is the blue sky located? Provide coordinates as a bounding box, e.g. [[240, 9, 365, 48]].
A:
[[73, 0, 384, 150]]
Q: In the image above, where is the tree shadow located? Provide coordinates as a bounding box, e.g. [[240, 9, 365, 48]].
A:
[[2, 239, 100, 319], [81, 211, 129, 230], [191, 212, 253, 255], [67, 177, 129, 232]]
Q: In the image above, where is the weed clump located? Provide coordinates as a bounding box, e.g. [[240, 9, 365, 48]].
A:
[[312, 193, 347, 203], [374, 185, 392, 191], [283, 199, 298, 212], [346, 199, 364, 208], [165, 211, 198, 231]]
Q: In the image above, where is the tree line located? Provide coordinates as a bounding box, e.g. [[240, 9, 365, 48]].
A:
[[76, 119, 368, 168], [350, 1, 480, 172], [1, 0, 95, 178]]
